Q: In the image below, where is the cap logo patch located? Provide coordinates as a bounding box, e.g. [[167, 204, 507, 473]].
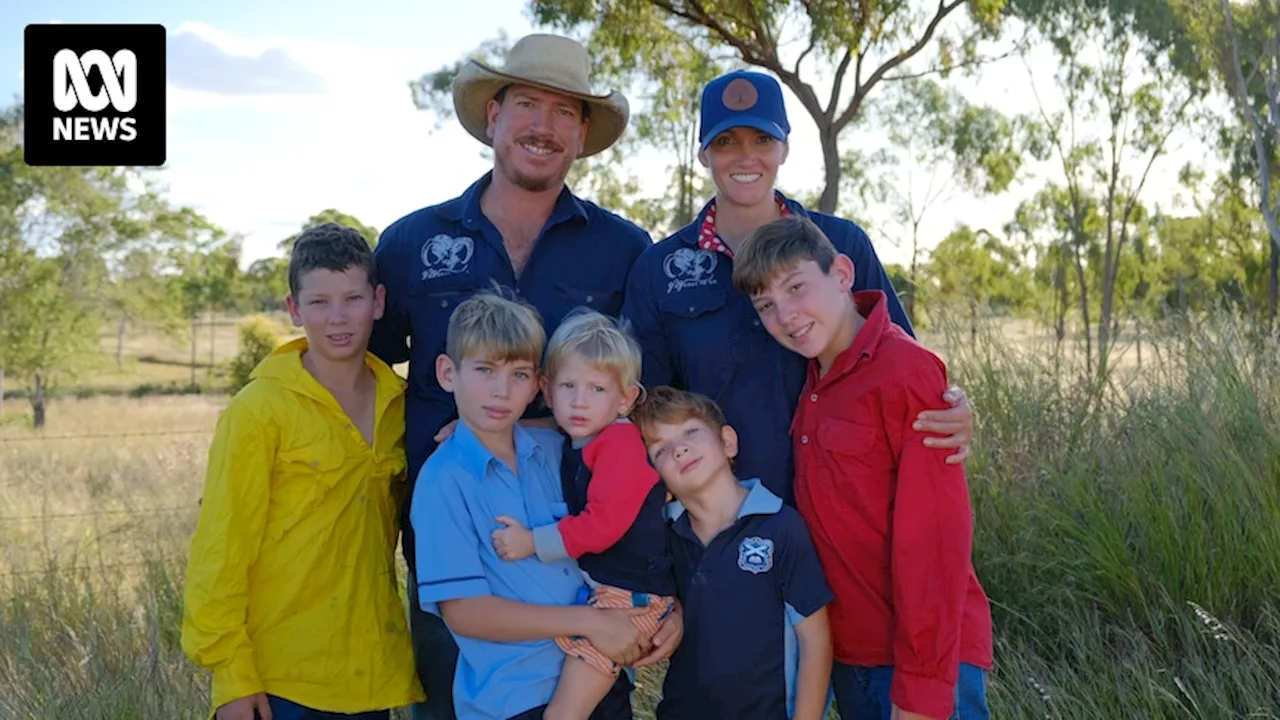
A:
[[722, 78, 758, 111]]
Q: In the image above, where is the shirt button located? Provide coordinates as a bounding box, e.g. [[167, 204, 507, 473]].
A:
[[810, 394, 818, 402], [440, 300, 449, 308], [801, 435, 809, 444], [753, 320, 761, 327], [688, 306, 696, 313], [585, 295, 594, 303]]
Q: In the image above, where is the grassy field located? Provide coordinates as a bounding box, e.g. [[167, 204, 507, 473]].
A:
[[1, 312, 1278, 718]]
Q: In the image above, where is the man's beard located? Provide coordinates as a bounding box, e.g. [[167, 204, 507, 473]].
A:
[[495, 140, 571, 193]]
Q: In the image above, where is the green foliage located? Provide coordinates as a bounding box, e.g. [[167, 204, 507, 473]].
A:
[[228, 316, 281, 393]]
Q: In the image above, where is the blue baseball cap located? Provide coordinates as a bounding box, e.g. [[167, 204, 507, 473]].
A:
[[698, 70, 791, 150]]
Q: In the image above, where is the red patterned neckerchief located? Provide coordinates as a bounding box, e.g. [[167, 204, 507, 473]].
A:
[[697, 195, 792, 258]]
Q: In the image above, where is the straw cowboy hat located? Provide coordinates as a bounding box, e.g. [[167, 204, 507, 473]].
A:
[[451, 34, 630, 159]]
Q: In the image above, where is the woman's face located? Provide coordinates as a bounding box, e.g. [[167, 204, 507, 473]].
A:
[[699, 126, 789, 209]]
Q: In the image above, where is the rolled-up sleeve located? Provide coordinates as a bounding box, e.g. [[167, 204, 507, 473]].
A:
[[410, 462, 491, 615]]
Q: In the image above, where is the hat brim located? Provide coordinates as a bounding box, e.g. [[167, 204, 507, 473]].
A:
[[451, 59, 630, 159], [699, 116, 788, 150]]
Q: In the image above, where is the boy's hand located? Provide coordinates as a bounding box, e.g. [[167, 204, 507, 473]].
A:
[[912, 384, 973, 465], [216, 693, 272, 720], [433, 419, 458, 443], [587, 606, 651, 666], [492, 516, 535, 561], [634, 601, 683, 668], [891, 705, 937, 720]]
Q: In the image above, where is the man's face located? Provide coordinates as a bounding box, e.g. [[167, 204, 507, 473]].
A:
[[285, 267, 385, 364], [486, 84, 588, 193], [749, 256, 855, 362], [699, 127, 788, 210], [437, 353, 540, 438]]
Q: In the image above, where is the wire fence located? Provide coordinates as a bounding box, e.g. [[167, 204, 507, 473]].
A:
[[0, 430, 213, 443]]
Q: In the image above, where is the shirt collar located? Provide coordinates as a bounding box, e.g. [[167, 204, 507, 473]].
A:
[[811, 289, 893, 387], [450, 417, 543, 479], [694, 194, 792, 258], [439, 171, 589, 229], [666, 476, 783, 523]]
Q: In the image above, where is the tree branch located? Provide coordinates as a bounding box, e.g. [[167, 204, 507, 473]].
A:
[[884, 44, 1022, 82], [826, 49, 855, 119], [834, 0, 967, 132]]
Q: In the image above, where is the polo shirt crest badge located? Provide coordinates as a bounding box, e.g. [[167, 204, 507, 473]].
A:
[[421, 234, 475, 280], [737, 536, 774, 574], [664, 247, 718, 293]]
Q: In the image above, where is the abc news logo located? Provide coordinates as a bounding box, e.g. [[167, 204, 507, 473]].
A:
[[24, 24, 166, 167]]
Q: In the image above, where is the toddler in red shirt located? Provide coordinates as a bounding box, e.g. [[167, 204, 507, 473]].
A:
[[490, 308, 676, 720], [731, 215, 994, 720]]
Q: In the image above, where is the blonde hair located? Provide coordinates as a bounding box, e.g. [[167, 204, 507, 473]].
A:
[[445, 290, 546, 366], [543, 308, 642, 392]]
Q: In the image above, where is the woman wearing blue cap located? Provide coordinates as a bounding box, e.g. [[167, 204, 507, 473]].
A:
[[621, 68, 974, 505], [620, 68, 984, 720]]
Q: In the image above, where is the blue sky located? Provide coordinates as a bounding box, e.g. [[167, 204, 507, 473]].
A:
[[4, 1, 1217, 268]]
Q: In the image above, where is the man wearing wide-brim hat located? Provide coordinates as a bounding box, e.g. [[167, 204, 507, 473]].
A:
[[369, 33, 682, 720]]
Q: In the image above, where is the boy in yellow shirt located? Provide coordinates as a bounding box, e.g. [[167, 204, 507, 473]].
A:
[[182, 223, 424, 719]]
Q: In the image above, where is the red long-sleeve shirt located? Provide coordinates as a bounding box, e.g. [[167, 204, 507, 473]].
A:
[[791, 290, 993, 720], [558, 421, 660, 558]]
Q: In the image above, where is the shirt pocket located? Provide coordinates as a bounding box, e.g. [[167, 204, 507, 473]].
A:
[[555, 283, 624, 318], [406, 283, 481, 387], [658, 287, 735, 392], [271, 441, 349, 540], [816, 418, 894, 475]]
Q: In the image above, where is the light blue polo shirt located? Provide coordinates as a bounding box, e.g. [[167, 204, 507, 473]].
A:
[[410, 421, 585, 720]]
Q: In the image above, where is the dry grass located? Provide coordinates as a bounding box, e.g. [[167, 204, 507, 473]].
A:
[[1, 312, 1278, 718]]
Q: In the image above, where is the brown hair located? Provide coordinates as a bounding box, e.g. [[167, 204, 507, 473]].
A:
[[445, 290, 546, 366], [288, 222, 377, 297], [731, 214, 839, 297], [630, 385, 728, 441]]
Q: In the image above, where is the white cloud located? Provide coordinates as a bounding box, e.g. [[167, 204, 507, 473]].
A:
[[158, 23, 497, 263]]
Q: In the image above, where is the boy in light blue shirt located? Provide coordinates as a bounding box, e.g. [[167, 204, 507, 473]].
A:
[[410, 292, 682, 720]]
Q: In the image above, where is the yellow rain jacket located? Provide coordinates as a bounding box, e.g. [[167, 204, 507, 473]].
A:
[[182, 338, 424, 715]]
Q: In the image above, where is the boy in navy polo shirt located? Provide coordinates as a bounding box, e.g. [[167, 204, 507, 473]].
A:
[[410, 292, 665, 720], [631, 386, 833, 720], [733, 215, 993, 720]]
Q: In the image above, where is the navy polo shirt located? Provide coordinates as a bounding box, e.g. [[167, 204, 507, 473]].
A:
[[620, 194, 911, 503], [658, 478, 834, 720], [369, 172, 653, 546]]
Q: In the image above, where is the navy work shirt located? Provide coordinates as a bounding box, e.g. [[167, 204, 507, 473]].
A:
[[621, 193, 911, 502], [658, 478, 834, 720], [370, 172, 653, 557]]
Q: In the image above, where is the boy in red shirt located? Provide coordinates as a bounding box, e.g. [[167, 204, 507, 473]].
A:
[[731, 215, 993, 720]]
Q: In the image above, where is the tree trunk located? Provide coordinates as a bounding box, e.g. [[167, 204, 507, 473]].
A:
[[1054, 261, 1067, 344], [208, 307, 216, 376], [1073, 246, 1093, 375], [0, 367, 5, 420], [190, 317, 198, 387], [907, 222, 920, 327], [1136, 316, 1143, 371], [1270, 233, 1279, 323], [115, 314, 129, 370], [31, 372, 46, 430], [817, 124, 840, 214]]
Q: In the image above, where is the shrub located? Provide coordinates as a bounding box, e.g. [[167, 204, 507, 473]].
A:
[[227, 315, 279, 393]]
